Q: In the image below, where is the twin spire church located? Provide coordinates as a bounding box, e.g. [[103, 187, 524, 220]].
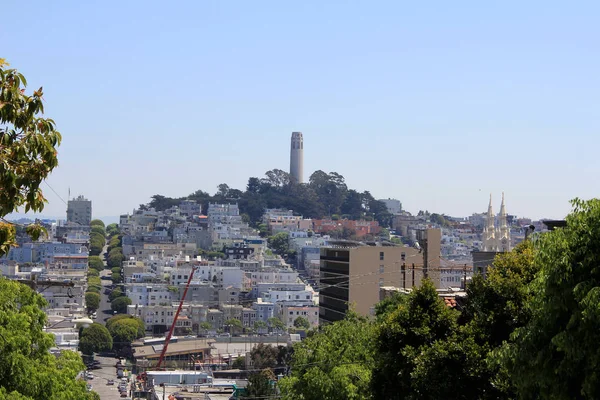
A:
[[482, 193, 511, 252]]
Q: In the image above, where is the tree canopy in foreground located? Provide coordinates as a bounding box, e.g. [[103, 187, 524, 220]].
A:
[[0, 278, 99, 399]]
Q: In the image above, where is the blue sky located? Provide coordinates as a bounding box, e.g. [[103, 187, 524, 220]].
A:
[[2, 1, 598, 220]]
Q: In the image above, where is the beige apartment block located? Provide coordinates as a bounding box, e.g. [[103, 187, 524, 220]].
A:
[[319, 229, 441, 324]]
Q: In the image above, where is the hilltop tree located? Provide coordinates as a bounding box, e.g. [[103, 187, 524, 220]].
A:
[[0, 60, 61, 257]]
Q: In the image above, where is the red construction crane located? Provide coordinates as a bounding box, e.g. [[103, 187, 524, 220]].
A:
[[155, 265, 198, 370]]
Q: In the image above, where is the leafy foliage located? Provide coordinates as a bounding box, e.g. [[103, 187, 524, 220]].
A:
[[0, 62, 61, 256], [89, 219, 104, 228], [88, 255, 104, 271], [85, 291, 100, 312], [147, 169, 393, 227], [279, 311, 376, 400], [108, 287, 123, 301], [293, 316, 310, 330], [111, 296, 131, 314], [0, 278, 98, 399], [106, 315, 144, 351], [106, 223, 120, 237], [244, 369, 276, 399], [371, 279, 459, 399], [79, 323, 112, 355], [232, 356, 245, 370], [501, 199, 600, 399], [250, 343, 279, 370], [268, 232, 289, 255]]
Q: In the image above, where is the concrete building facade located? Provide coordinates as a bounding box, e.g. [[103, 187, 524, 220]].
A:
[[319, 229, 442, 324], [66, 195, 92, 226]]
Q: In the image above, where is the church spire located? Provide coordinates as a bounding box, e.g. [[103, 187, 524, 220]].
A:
[[497, 192, 510, 252], [483, 193, 496, 251]]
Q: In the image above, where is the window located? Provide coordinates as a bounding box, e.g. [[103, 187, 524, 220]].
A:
[[379, 265, 384, 274], [379, 252, 384, 261], [379, 278, 384, 287]]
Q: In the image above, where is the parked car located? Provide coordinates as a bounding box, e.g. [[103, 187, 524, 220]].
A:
[[107, 380, 114, 385]]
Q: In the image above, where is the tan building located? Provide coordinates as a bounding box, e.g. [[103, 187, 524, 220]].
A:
[[319, 229, 441, 324]]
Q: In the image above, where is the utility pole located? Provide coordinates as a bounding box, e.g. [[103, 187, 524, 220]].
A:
[[411, 263, 415, 288], [401, 263, 406, 289]]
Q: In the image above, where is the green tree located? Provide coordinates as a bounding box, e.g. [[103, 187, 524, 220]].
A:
[[232, 356, 246, 370], [267, 317, 285, 332], [243, 369, 276, 399], [79, 323, 112, 355], [267, 232, 290, 255], [107, 250, 124, 268], [111, 296, 131, 314], [85, 291, 100, 312], [371, 279, 459, 399], [108, 287, 123, 301], [0, 62, 61, 257], [0, 277, 99, 399], [90, 219, 105, 228], [88, 255, 104, 271], [279, 311, 376, 400], [111, 272, 122, 284], [250, 343, 279, 370], [293, 316, 310, 330], [90, 225, 105, 237], [87, 276, 102, 293], [106, 316, 144, 351], [106, 223, 119, 237], [87, 268, 99, 277], [199, 321, 212, 334], [502, 199, 600, 400], [224, 318, 243, 335]]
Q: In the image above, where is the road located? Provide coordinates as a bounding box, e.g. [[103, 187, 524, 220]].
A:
[[98, 269, 114, 326], [87, 355, 131, 400]]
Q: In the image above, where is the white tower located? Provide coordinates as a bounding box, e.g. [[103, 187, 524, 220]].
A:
[[482, 194, 497, 251], [290, 132, 304, 183], [496, 192, 511, 252]]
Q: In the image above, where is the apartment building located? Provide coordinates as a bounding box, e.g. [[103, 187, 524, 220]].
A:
[[319, 229, 441, 324]]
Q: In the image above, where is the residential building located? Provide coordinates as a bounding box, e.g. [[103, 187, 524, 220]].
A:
[[379, 198, 402, 214], [319, 229, 441, 324], [66, 195, 92, 226]]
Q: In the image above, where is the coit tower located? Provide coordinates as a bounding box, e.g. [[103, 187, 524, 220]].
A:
[[290, 132, 304, 183]]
